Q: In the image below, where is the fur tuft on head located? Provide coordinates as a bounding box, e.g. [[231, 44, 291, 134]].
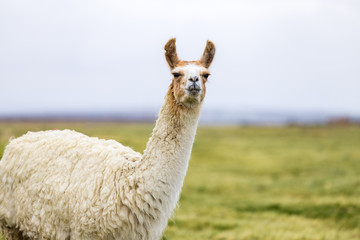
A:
[[164, 38, 180, 69], [200, 40, 216, 68]]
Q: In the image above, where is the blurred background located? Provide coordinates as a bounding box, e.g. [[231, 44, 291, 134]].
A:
[[1, 0, 359, 124], [1, 1, 360, 240]]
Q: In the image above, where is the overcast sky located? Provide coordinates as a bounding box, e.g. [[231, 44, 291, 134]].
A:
[[1, 0, 359, 116]]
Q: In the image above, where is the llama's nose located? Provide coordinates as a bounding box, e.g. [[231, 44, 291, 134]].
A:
[[189, 76, 199, 82]]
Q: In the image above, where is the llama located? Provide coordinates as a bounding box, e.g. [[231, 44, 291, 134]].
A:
[[0, 38, 215, 240]]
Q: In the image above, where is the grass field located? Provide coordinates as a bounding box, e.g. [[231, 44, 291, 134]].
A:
[[0, 122, 359, 240]]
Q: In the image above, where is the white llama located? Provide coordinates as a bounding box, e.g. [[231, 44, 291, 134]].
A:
[[0, 38, 215, 240]]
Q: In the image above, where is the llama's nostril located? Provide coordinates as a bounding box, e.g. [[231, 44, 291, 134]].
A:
[[189, 76, 199, 82]]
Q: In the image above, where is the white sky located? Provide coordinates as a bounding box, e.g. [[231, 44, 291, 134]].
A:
[[1, 0, 359, 115]]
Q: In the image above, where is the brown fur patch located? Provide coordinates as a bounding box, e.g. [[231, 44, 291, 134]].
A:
[[175, 60, 202, 67], [200, 40, 216, 68], [200, 76, 207, 101], [164, 38, 180, 69], [1, 226, 30, 240], [165, 82, 186, 118]]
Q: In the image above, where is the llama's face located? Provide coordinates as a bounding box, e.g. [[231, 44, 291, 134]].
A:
[[170, 62, 209, 107], [164, 38, 215, 108]]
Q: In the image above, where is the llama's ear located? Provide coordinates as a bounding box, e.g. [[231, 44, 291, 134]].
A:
[[200, 40, 215, 68], [164, 38, 180, 69]]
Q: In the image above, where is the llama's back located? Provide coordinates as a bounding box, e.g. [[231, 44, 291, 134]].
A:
[[0, 129, 142, 239]]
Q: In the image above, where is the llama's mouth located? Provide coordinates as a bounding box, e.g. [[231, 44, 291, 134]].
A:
[[186, 84, 201, 96], [186, 89, 201, 96]]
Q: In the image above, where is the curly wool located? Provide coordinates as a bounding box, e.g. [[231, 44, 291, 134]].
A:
[[0, 130, 166, 239]]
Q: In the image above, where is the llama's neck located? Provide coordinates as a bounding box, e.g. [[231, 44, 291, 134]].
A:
[[139, 85, 202, 207]]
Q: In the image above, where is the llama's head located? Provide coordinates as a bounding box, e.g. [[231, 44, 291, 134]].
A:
[[164, 38, 215, 108]]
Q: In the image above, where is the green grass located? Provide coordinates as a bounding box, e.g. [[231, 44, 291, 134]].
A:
[[0, 122, 360, 240]]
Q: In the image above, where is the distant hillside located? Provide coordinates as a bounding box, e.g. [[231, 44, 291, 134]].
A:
[[0, 110, 359, 125]]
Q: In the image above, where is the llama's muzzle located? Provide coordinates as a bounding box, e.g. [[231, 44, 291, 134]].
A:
[[187, 83, 201, 96]]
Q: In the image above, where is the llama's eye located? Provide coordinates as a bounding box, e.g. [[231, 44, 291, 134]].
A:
[[172, 73, 181, 78], [202, 73, 210, 79]]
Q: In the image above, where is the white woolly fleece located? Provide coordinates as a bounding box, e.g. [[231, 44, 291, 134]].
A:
[[0, 88, 202, 240]]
